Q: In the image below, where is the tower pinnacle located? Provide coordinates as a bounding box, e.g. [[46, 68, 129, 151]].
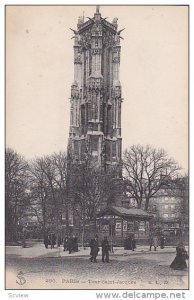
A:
[[96, 5, 100, 13]]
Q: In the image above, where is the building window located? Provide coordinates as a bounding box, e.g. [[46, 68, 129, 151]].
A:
[[163, 214, 168, 218], [107, 106, 112, 134], [153, 205, 157, 212], [106, 140, 111, 161], [134, 221, 139, 231], [127, 221, 134, 232], [74, 140, 79, 156], [81, 140, 87, 159], [112, 141, 116, 158], [139, 221, 146, 232], [92, 136, 98, 153], [164, 204, 168, 210], [81, 105, 85, 130], [118, 140, 121, 159]]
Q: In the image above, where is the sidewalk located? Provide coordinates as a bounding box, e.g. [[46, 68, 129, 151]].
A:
[[6, 243, 182, 259]]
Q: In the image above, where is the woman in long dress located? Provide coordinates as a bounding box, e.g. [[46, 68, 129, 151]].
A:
[[170, 243, 189, 270]]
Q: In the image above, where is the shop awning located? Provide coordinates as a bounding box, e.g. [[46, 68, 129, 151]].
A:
[[97, 206, 153, 221]]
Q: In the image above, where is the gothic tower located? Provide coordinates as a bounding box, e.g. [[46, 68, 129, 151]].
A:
[[68, 6, 123, 174]]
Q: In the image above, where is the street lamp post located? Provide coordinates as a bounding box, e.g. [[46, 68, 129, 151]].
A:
[[22, 226, 27, 248], [110, 219, 114, 253]]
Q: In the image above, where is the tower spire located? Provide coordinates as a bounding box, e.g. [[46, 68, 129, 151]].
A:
[[96, 5, 100, 13]]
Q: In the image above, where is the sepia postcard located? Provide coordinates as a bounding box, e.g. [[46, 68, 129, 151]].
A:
[[5, 5, 189, 290]]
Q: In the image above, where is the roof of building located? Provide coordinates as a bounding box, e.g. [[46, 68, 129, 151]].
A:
[[77, 7, 118, 34], [97, 206, 153, 220]]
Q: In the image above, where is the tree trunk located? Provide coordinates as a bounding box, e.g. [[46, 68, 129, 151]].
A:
[[56, 211, 59, 247], [137, 202, 141, 209], [81, 220, 86, 249], [65, 201, 69, 236], [144, 198, 149, 211], [42, 206, 46, 236]]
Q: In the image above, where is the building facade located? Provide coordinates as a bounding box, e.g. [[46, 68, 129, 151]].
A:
[[148, 185, 189, 244], [122, 184, 189, 245], [68, 6, 123, 173]]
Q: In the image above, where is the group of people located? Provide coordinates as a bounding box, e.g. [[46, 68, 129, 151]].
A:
[[90, 235, 111, 263], [63, 236, 78, 254], [44, 231, 188, 271], [44, 233, 56, 249], [124, 234, 136, 251], [148, 230, 189, 270], [124, 231, 164, 252], [44, 234, 78, 253]]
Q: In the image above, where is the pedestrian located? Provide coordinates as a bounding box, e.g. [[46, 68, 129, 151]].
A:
[[124, 238, 128, 250], [73, 235, 79, 252], [44, 234, 49, 249], [47, 235, 51, 247], [49, 234, 53, 249], [101, 236, 110, 263], [170, 243, 189, 270], [153, 234, 159, 251], [57, 236, 61, 247], [160, 233, 165, 249], [131, 234, 136, 251], [127, 236, 132, 250], [50, 233, 56, 249], [63, 236, 69, 251], [68, 236, 74, 254], [124, 235, 133, 250], [89, 235, 99, 262]]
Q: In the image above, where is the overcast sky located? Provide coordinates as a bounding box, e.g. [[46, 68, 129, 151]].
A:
[[6, 5, 188, 171]]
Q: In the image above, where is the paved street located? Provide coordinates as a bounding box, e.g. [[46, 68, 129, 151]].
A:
[[6, 243, 189, 290]]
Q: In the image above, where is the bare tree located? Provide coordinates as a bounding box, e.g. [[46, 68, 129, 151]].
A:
[[71, 155, 99, 247], [71, 154, 118, 247], [51, 151, 70, 235], [29, 155, 63, 245], [5, 148, 29, 242], [28, 158, 49, 235], [123, 145, 181, 210]]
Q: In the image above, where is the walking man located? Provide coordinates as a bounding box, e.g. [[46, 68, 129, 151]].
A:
[[44, 234, 49, 249], [102, 236, 110, 263], [63, 236, 69, 251], [131, 233, 136, 251], [89, 235, 99, 262]]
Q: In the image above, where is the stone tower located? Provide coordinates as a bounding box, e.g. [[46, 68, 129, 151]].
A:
[[68, 6, 123, 174]]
